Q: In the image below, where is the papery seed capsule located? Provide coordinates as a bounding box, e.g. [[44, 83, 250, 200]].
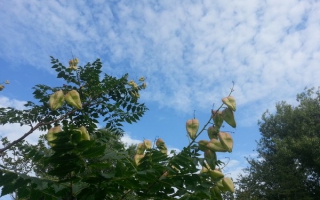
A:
[[46, 126, 62, 147], [139, 77, 145, 82], [136, 143, 146, 155], [0, 85, 4, 91], [73, 58, 79, 65], [222, 177, 235, 193], [212, 110, 223, 128], [68, 58, 79, 70], [204, 149, 215, 159], [206, 139, 228, 152], [207, 126, 219, 140], [65, 90, 82, 109], [222, 96, 236, 111], [186, 119, 199, 140], [156, 138, 165, 148], [134, 154, 145, 166], [222, 108, 236, 128], [49, 90, 65, 110], [218, 132, 233, 153], [78, 126, 90, 141], [144, 139, 152, 149], [210, 186, 222, 200], [209, 169, 224, 180], [160, 148, 168, 155], [198, 140, 209, 151], [156, 138, 168, 154], [200, 166, 209, 174]]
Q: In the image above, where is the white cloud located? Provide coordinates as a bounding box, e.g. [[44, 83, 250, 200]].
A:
[[0, 96, 26, 110], [1, 0, 320, 126], [121, 133, 142, 147]]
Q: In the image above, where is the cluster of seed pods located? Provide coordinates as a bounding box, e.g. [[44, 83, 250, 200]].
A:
[[46, 125, 90, 147], [133, 138, 168, 166], [49, 89, 82, 110], [186, 96, 237, 196]]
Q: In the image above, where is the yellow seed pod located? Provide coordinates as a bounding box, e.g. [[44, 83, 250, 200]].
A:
[[204, 149, 216, 160], [68, 58, 79, 70], [210, 186, 223, 200], [65, 90, 82, 109], [156, 138, 168, 154], [136, 143, 146, 155], [128, 80, 138, 88], [46, 126, 62, 147], [212, 110, 223, 128], [0, 85, 4, 91], [206, 139, 228, 152], [207, 126, 219, 140], [222, 108, 236, 128], [221, 177, 235, 193], [139, 77, 145, 82], [144, 139, 152, 149], [198, 140, 209, 151], [218, 132, 233, 153], [49, 90, 65, 110], [222, 96, 236, 111], [186, 119, 199, 140], [78, 126, 90, 141], [209, 169, 224, 180], [5, 80, 9, 84], [134, 154, 145, 166], [200, 165, 209, 174], [156, 138, 165, 148]]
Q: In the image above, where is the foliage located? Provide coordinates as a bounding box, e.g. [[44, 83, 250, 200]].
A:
[[236, 88, 320, 200], [0, 57, 238, 199]]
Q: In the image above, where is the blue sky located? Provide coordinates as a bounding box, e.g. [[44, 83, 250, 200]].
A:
[[1, 0, 320, 198]]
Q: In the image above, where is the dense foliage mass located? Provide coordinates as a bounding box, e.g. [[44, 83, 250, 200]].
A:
[[0, 57, 237, 199], [236, 88, 320, 200]]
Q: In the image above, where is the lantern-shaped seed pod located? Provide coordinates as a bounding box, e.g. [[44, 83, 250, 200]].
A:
[[49, 90, 65, 110], [65, 90, 82, 109], [186, 119, 199, 140]]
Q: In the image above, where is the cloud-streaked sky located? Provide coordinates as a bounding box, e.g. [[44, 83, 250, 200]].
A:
[[1, 0, 320, 197]]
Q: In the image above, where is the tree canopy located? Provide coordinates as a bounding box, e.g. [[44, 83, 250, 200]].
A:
[[236, 88, 320, 200], [0, 57, 238, 199]]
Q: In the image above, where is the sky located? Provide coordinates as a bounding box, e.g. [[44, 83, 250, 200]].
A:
[[1, 0, 320, 198]]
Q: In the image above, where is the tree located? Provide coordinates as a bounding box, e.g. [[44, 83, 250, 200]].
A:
[[236, 88, 320, 200], [0, 57, 238, 199]]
